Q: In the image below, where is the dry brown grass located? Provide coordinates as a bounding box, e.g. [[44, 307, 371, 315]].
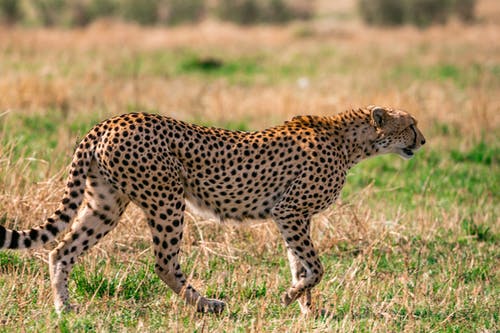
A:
[[0, 6, 498, 131]]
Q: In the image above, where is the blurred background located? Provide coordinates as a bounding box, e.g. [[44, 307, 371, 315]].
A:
[[0, 0, 482, 27], [0, 0, 498, 331]]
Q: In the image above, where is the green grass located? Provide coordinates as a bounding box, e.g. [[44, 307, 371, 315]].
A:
[[93, 48, 500, 91], [0, 251, 38, 271], [1, 111, 102, 157], [0, 232, 497, 331], [105, 47, 331, 84], [71, 261, 165, 301], [343, 143, 499, 223], [387, 62, 499, 88]]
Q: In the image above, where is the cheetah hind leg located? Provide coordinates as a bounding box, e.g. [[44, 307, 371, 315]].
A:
[[49, 165, 130, 313]]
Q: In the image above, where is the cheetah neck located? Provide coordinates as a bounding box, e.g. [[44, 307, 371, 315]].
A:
[[329, 108, 378, 168]]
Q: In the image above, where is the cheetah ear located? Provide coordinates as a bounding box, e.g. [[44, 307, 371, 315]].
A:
[[370, 107, 387, 128]]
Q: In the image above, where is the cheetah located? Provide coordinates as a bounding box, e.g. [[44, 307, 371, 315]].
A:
[[0, 105, 425, 315]]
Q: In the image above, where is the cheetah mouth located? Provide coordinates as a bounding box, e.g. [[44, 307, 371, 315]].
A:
[[398, 148, 415, 159]]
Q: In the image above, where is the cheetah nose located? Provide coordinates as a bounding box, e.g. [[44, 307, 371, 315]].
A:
[[421, 139, 426, 145]]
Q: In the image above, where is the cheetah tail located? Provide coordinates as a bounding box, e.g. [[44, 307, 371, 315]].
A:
[[0, 132, 98, 250]]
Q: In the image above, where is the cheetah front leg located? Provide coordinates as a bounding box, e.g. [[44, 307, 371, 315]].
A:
[[279, 226, 323, 310], [272, 212, 324, 314], [287, 249, 313, 315]]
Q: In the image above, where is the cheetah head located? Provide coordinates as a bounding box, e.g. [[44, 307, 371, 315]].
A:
[[369, 106, 426, 159]]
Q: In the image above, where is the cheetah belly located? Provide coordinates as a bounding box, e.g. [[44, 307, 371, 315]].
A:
[[184, 194, 222, 221], [182, 184, 282, 222]]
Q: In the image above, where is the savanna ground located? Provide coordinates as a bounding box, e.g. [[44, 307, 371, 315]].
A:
[[0, 0, 498, 332]]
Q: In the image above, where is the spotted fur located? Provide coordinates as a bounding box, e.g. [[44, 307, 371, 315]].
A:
[[0, 105, 425, 314]]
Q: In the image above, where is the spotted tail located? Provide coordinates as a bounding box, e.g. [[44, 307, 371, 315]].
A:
[[0, 128, 100, 250]]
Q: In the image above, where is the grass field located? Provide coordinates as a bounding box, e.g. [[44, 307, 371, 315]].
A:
[[0, 1, 499, 332]]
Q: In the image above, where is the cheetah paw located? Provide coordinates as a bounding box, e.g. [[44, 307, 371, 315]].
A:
[[281, 290, 297, 307], [197, 299, 226, 314], [55, 303, 79, 315]]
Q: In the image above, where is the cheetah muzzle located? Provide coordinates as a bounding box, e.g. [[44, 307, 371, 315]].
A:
[[0, 105, 426, 315]]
